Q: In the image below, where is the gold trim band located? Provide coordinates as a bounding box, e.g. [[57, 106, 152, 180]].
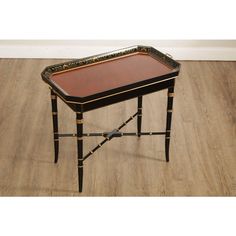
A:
[[78, 166, 83, 168], [168, 93, 174, 97], [167, 109, 173, 112], [77, 137, 83, 140], [166, 137, 170, 139], [52, 112, 57, 115], [54, 139, 59, 141], [76, 119, 83, 124]]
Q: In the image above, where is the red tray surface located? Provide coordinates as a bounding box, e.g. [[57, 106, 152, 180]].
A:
[[50, 52, 173, 97]]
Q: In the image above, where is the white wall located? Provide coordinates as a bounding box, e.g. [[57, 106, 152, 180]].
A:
[[0, 40, 235, 60]]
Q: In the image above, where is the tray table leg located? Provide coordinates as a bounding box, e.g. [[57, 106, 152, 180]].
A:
[[50, 89, 59, 163], [76, 110, 83, 192], [137, 96, 143, 137], [165, 83, 175, 162]]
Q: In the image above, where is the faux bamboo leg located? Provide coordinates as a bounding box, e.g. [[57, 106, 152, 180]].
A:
[[137, 96, 143, 137], [165, 84, 175, 162], [76, 111, 83, 192], [50, 89, 59, 163]]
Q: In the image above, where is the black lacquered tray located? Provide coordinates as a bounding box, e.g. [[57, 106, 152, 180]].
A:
[[42, 45, 180, 104]]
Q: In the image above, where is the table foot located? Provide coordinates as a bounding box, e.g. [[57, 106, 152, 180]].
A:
[[78, 166, 83, 192], [54, 141, 59, 163]]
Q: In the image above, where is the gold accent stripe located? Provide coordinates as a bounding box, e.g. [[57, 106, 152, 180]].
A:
[[166, 130, 171, 132], [49, 77, 175, 105], [52, 112, 57, 115], [54, 139, 59, 141], [76, 119, 83, 124], [90, 151, 93, 154], [167, 109, 173, 112], [78, 166, 83, 168], [138, 114, 142, 116], [166, 137, 170, 139], [76, 112, 82, 114], [77, 137, 83, 140], [168, 92, 174, 97], [138, 107, 142, 110], [78, 159, 83, 161]]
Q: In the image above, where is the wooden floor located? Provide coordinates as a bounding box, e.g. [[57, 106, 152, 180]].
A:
[[0, 59, 235, 196]]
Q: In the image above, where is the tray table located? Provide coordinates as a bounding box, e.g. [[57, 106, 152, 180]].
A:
[[41, 45, 180, 192]]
